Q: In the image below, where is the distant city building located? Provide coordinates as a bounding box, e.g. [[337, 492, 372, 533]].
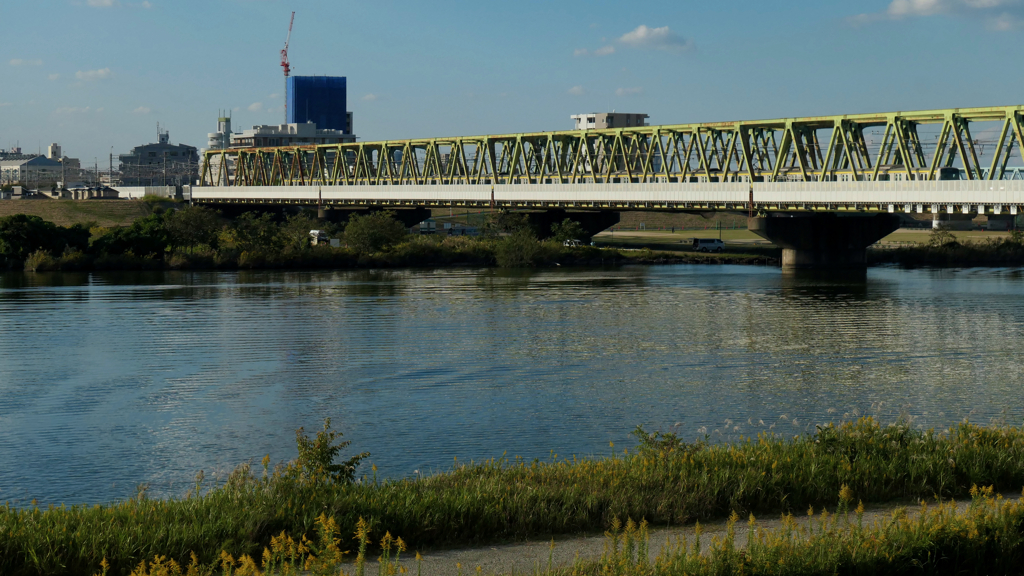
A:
[[287, 76, 350, 133], [44, 143, 84, 185], [0, 147, 38, 162], [0, 156, 64, 187], [118, 128, 198, 186], [571, 112, 649, 130], [229, 121, 356, 148], [207, 113, 232, 151]]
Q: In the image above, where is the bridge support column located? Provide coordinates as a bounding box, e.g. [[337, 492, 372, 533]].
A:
[[749, 214, 900, 270]]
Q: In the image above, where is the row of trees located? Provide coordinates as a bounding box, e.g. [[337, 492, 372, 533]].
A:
[[0, 207, 598, 271]]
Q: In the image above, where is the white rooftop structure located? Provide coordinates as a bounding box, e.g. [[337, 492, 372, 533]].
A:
[[229, 121, 356, 149], [571, 112, 649, 130]]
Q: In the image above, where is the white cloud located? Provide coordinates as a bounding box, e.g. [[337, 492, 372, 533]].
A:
[[573, 48, 589, 57], [852, 0, 1024, 27], [133, 106, 151, 114], [568, 85, 585, 96], [48, 73, 60, 81], [83, 0, 152, 7], [991, 11, 1024, 27], [618, 25, 693, 52], [10, 58, 43, 66], [594, 45, 616, 56], [0, 102, 12, 107], [269, 93, 279, 99], [615, 87, 644, 97], [362, 93, 378, 101], [887, 0, 948, 16], [247, 102, 263, 112], [55, 106, 92, 114], [75, 68, 112, 81]]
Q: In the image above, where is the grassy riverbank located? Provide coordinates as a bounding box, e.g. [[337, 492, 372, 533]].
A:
[[869, 229, 1024, 266], [0, 199, 154, 227], [4, 418, 1024, 575], [121, 488, 1024, 575]]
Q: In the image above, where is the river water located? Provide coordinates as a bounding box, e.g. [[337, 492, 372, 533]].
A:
[[2, 265, 1023, 505]]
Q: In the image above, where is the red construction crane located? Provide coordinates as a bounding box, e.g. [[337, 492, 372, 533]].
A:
[[281, 11, 295, 123]]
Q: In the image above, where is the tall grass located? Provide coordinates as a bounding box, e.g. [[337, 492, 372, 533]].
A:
[[103, 485, 1024, 576], [557, 485, 1024, 575], [4, 418, 1024, 575]]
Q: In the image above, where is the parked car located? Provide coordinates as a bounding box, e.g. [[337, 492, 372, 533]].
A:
[[692, 238, 725, 252], [563, 239, 584, 248]]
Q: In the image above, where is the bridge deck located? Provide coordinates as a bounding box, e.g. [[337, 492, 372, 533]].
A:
[[191, 181, 1024, 215]]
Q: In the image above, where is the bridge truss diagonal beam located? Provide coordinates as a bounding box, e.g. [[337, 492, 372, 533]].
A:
[[201, 105, 1024, 189]]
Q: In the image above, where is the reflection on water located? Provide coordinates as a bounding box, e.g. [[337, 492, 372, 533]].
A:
[[2, 265, 1023, 505]]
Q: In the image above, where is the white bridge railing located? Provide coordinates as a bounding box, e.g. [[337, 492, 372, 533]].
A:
[[191, 181, 1024, 215]]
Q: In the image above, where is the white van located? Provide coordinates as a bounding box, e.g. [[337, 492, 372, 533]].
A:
[[692, 238, 725, 253]]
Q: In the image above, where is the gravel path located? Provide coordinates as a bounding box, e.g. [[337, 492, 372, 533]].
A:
[[390, 494, 1014, 576]]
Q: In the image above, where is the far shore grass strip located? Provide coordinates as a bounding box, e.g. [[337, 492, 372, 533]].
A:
[[4, 418, 1024, 575]]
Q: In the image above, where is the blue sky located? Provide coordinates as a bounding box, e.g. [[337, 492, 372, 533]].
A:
[[2, 0, 1023, 164]]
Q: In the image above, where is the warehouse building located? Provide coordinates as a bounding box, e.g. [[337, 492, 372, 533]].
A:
[[0, 156, 63, 187]]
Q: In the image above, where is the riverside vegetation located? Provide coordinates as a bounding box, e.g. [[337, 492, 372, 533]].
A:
[[869, 224, 1024, 267], [0, 204, 773, 273], [5, 418, 1024, 575], [100, 488, 1024, 576]]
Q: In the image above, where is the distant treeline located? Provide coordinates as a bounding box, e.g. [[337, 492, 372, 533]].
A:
[[0, 207, 638, 272]]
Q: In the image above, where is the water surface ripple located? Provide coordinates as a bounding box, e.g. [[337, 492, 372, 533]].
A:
[[1, 265, 1023, 505]]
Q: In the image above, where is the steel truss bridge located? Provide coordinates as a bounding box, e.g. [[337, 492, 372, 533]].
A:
[[194, 105, 1024, 268], [203, 105, 1024, 185]]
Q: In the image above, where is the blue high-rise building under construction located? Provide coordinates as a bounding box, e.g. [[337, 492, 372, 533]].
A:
[[287, 76, 349, 133]]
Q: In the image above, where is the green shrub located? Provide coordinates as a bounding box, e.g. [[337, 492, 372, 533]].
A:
[[164, 206, 222, 253], [483, 210, 532, 236], [495, 228, 541, 267], [928, 223, 958, 248], [23, 249, 57, 272], [0, 214, 90, 267], [232, 212, 281, 253], [551, 218, 589, 243], [279, 212, 321, 252], [344, 210, 408, 253], [167, 247, 217, 269], [293, 418, 369, 485], [90, 214, 168, 258]]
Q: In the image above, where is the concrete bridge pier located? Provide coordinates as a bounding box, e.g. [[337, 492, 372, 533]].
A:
[[749, 214, 901, 269]]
